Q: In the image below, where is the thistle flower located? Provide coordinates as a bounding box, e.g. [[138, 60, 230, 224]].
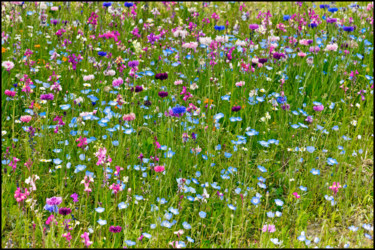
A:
[[109, 226, 122, 233], [59, 207, 72, 216], [158, 91, 169, 98], [249, 24, 259, 30]]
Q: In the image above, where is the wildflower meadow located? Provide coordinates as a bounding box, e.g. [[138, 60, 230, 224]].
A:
[[1, 1, 374, 248]]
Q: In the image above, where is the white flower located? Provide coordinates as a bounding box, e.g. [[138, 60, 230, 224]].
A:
[[350, 120, 357, 126]]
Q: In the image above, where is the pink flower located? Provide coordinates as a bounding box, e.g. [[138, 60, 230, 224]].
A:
[[262, 224, 276, 233], [81, 232, 93, 247], [46, 214, 57, 225], [154, 166, 165, 172], [76, 136, 88, 148], [329, 182, 342, 195], [174, 80, 183, 85], [14, 187, 30, 203], [20, 115, 32, 123], [123, 113, 136, 121], [325, 43, 338, 51], [2, 61, 15, 71], [50, 6, 58, 11], [4, 90, 16, 97], [313, 105, 324, 111], [235, 81, 245, 87], [293, 192, 301, 198], [62, 232, 72, 242], [298, 52, 307, 57]]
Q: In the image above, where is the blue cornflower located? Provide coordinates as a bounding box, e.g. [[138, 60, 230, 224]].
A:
[[320, 4, 330, 9], [214, 25, 225, 31], [98, 51, 107, 57], [308, 23, 318, 28], [102, 2, 111, 7], [343, 26, 354, 32], [283, 15, 291, 21], [276, 96, 287, 104], [172, 106, 186, 114], [328, 7, 338, 13], [124, 2, 134, 8], [44, 204, 58, 213]]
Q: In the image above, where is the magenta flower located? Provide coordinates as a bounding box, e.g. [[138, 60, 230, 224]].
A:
[[329, 182, 342, 195], [76, 136, 88, 148], [40, 93, 54, 100], [292, 192, 301, 198], [154, 165, 165, 172]]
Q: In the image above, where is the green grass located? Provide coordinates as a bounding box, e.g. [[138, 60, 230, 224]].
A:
[[1, 1, 374, 248]]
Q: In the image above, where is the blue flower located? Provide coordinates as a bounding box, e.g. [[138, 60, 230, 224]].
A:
[[308, 23, 318, 28], [44, 204, 58, 213], [267, 211, 275, 218], [251, 196, 260, 205], [310, 168, 320, 175], [214, 25, 225, 31], [102, 2, 111, 7], [327, 158, 338, 165], [275, 199, 284, 207], [306, 146, 315, 153], [276, 96, 287, 104], [172, 106, 186, 114], [97, 219, 107, 225], [125, 240, 136, 246], [124, 2, 134, 7], [257, 165, 267, 173], [328, 7, 338, 13], [224, 152, 232, 158], [98, 51, 107, 57], [183, 222, 192, 229], [95, 207, 105, 213], [199, 211, 207, 218], [283, 15, 291, 21], [228, 204, 236, 210]]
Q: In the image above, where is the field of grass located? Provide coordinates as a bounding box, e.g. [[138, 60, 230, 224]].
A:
[[1, 1, 374, 248]]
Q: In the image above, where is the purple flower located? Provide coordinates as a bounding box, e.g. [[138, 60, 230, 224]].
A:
[[231, 106, 241, 112], [40, 93, 54, 100], [109, 226, 122, 233], [273, 52, 286, 60], [51, 19, 59, 25], [46, 196, 62, 206], [326, 18, 337, 23], [71, 193, 79, 202], [158, 91, 169, 98], [305, 116, 313, 123], [131, 85, 143, 93], [258, 58, 268, 64], [59, 207, 72, 216], [155, 73, 168, 80], [128, 60, 139, 68], [281, 104, 290, 110], [249, 24, 259, 30]]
